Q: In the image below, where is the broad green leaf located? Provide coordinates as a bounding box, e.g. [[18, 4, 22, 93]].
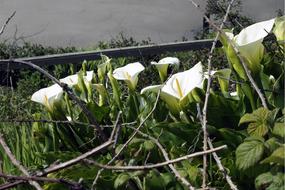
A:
[[214, 68, 232, 94], [144, 170, 168, 189], [86, 102, 110, 122], [143, 140, 155, 151], [218, 128, 244, 148], [239, 108, 272, 137], [114, 173, 130, 189], [255, 172, 285, 190], [236, 137, 265, 170], [265, 138, 282, 153], [255, 172, 274, 190], [272, 123, 285, 139], [261, 146, 285, 166]]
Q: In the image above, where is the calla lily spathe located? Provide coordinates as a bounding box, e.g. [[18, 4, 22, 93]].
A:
[[112, 62, 145, 90], [60, 71, 94, 87], [31, 84, 63, 111], [151, 57, 180, 82], [141, 62, 204, 113], [222, 18, 275, 79]]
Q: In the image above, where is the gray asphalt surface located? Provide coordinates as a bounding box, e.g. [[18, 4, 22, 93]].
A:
[[0, 0, 283, 47]]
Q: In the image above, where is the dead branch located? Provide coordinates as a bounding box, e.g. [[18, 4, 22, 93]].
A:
[[188, 0, 236, 188], [207, 139, 238, 190], [37, 140, 113, 176], [196, 104, 238, 190], [126, 126, 195, 190], [85, 145, 227, 170], [0, 173, 84, 190]]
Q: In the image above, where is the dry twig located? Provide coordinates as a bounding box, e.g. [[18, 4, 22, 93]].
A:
[[127, 126, 195, 190], [0, 173, 84, 190], [207, 139, 238, 190], [196, 104, 238, 190], [86, 145, 227, 170], [189, 0, 236, 188]]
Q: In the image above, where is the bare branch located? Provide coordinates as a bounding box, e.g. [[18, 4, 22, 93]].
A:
[[189, 0, 236, 188], [207, 139, 238, 190], [126, 126, 195, 190], [0, 173, 84, 190], [86, 145, 227, 170], [0, 11, 16, 36], [196, 104, 238, 190], [37, 140, 113, 176], [0, 134, 43, 190]]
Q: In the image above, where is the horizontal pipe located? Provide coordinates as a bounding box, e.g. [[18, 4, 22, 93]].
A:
[[0, 39, 221, 71]]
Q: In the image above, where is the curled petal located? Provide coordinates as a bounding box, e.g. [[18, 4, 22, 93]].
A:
[[31, 84, 63, 110], [113, 62, 145, 89]]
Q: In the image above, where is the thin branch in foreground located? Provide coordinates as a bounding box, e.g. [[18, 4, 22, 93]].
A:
[[207, 139, 238, 190], [9, 60, 107, 141], [126, 126, 195, 190], [188, 0, 268, 109], [85, 145, 227, 170], [0, 134, 43, 190], [196, 104, 238, 190], [189, 0, 236, 188], [0, 180, 24, 190], [0, 11, 16, 36], [37, 140, 113, 176], [0, 173, 84, 190]]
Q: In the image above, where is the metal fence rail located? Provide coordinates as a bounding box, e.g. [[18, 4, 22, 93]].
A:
[[0, 39, 221, 71]]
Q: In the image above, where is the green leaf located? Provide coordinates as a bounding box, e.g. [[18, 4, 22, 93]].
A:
[[261, 146, 285, 166], [265, 138, 281, 153], [239, 108, 272, 137], [214, 68, 232, 94], [114, 173, 130, 189], [272, 123, 285, 138], [239, 108, 269, 124], [144, 170, 166, 189], [236, 137, 265, 170], [255, 172, 285, 190], [143, 140, 155, 151], [255, 172, 274, 190], [86, 102, 110, 122], [218, 128, 244, 148]]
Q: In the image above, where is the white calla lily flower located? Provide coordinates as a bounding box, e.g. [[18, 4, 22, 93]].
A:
[[226, 18, 275, 76], [113, 62, 145, 90], [31, 84, 63, 111], [142, 62, 204, 113], [162, 62, 204, 100], [60, 71, 94, 87], [151, 57, 180, 81]]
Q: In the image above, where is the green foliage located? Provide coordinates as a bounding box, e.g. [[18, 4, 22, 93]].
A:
[[236, 137, 265, 170], [0, 15, 284, 190]]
